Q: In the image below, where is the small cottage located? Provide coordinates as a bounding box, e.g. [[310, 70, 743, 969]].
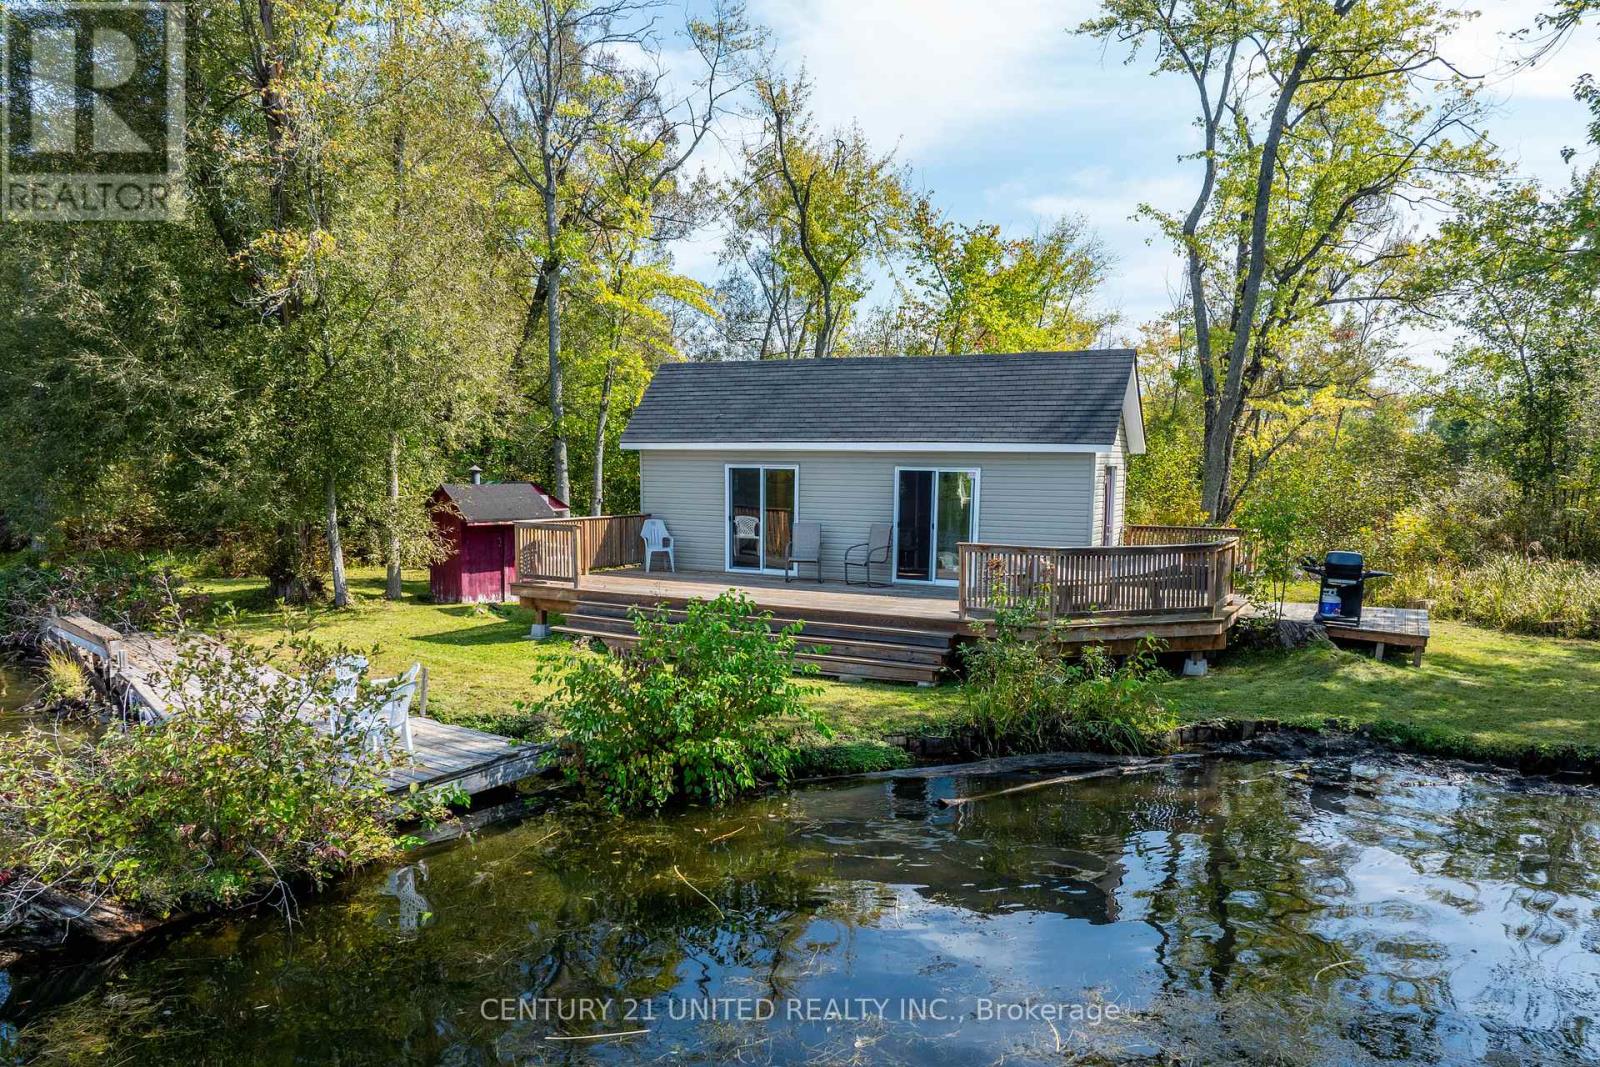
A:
[[619, 350, 1145, 584], [429, 469, 569, 603]]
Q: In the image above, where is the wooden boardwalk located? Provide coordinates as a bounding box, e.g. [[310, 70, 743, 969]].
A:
[[1279, 602, 1431, 664], [44, 614, 546, 797]]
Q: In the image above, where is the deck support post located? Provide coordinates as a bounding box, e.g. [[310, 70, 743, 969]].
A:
[[1373, 641, 1385, 661], [528, 608, 552, 640], [1182, 652, 1208, 677]]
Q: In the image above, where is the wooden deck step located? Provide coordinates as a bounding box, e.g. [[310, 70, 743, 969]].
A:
[[553, 594, 958, 685], [557, 612, 951, 667], [567, 600, 956, 649], [556, 624, 947, 685], [576, 586, 965, 634]]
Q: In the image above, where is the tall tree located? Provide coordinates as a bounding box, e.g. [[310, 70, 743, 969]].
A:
[[482, 0, 753, 506], [1084, 0, 1495, 520], [859, 200, 1115, 355], [727, 75, 907, 358]]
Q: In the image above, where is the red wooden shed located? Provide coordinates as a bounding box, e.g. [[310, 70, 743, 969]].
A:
[[429, 470, 568, 603]]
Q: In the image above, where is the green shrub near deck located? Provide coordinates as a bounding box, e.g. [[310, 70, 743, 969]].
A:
[[960, 591, 1176, 756], [543, 591, 828, 810]]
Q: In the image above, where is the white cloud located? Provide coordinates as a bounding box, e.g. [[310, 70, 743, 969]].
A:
[[751, 0, 1103, 156]]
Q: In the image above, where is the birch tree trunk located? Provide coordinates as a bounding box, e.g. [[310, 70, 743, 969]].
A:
[[385, 430, 403, 599], [543, 185, 571, 506], [325, 473, 349, 608], [591, 357, 617, 516]]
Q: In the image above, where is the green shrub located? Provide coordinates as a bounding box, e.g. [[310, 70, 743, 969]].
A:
[[542, 591, 827, 811], [0, 635, 434, 917], [38, 647, 91, 709], [792, 739, 914, 777], [1384, 554, 1600, 638], [0, 552, 209, 650], [960, 588, 1174, 756]]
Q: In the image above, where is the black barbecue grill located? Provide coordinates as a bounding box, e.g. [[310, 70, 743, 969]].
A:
[[1300, 550, 1391, 627]]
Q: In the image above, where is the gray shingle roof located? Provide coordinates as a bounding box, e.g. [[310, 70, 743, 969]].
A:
[[620, 350, 1138, 448], [436, 482, 567, 524]]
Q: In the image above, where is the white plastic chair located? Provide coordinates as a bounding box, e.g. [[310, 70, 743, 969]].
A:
[[341, 661, 420, 753], [331, 654, 368, 706], [641, 518, 675, 573], [355, 678, 416, 753]]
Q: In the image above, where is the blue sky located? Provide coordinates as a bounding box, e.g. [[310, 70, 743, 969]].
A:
[[671, 0, 1597, 357]]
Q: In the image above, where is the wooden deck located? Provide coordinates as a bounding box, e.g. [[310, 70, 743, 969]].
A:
[[516, 566, 1250, 682], [44, 614, 546, 797], [1279, 602, 1432, 664], [552, 567, 968, 628]]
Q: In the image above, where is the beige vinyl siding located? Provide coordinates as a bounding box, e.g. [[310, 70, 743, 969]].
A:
[[1091, 419, 1132, 545], [639, 449, 1096, 580]]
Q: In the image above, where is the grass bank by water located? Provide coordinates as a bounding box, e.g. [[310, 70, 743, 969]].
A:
[[193, 567, 964, 752], [159, 566, 1600, 767]]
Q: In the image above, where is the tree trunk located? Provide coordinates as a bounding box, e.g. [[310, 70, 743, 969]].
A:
[[591, 358, 617, 516], [266, 522, 320, 603], [325, 474, 349, 608], [1199, 47, 1314, 521], [385, 430, 403, 599], [543, 187, 571, 506]]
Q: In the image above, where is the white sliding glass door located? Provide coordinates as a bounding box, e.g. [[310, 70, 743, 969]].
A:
[[893, 468, 978, 584], [725, 465, 797, 573]]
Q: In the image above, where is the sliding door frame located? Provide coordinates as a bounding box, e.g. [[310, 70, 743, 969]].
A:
[[723, 463, 800, 575], [891, 466, 981, 586]]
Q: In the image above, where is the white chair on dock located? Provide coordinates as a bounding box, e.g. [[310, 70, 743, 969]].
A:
[[642, 518, 676, 573], [346, 662, 420, 754], [331, 654, 368, 706]]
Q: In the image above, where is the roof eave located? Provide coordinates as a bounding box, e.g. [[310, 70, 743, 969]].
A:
[[619, 440, 1111, 453]]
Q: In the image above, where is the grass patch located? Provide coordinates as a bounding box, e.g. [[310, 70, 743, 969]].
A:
[[187, 566, 1600, 768], [196, 570, 551, 737], [189, 566, 968, 748], [1160, 619, 1600, 757]]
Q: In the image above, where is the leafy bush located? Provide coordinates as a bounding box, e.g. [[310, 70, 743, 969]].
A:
[[1385, 553, 1600, 638], [0, 552, 208, 650], [791, 739, 913, 778], [542, 591, 827, 811], [0, 635, 433, 918], [960, 588, 1174, 755]]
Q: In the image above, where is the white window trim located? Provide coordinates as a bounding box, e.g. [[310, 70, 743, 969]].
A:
[[891, 466, 981, 587], [723, 463, 800, 576]]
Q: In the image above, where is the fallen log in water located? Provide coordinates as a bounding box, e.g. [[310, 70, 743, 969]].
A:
[[935, 760, 1172, 808]]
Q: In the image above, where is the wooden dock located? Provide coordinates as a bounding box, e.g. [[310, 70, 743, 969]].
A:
[[43, 614, 547, 797], [1279, 602, 1431, 665]]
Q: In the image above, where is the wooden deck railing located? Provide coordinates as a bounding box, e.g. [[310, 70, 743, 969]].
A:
[[1124, 523, 1244, 545], [957, 539, 1240, 621], [1125, 523, 1253, 569], [514, 513, 650, 587]]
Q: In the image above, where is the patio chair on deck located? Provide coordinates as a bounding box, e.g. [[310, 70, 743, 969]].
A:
[[844, 522, 892, 588], [785, 521, 823, 583], [641, 518, 675, 573]]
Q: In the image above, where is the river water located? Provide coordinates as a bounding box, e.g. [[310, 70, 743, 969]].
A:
[[0, 663, 35, 734], [4, 754, 1600, 1065]]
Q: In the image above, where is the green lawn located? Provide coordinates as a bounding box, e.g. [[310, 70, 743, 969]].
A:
[[192, 566, 965, 744], [190, 566, 1600, 761], [1162, 620, 1600, 755]]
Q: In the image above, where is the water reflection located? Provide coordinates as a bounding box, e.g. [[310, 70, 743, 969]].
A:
[[6, 758, 1600, 1064]]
